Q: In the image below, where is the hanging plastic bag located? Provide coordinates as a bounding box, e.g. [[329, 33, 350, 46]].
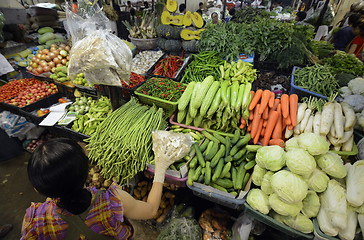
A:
[[64, 0, 132, 86], [305, 2, 334, 26], [0, 111, 36, 139], [232, 212, 265, 240]]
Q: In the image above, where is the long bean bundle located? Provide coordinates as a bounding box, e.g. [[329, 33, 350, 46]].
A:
[[86, 98, 167, 184]]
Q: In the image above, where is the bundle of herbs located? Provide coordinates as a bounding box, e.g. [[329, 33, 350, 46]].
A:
[[231, 7, 271, 24], [322, 51, 364, 77]]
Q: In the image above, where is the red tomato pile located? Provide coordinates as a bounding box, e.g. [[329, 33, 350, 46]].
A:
[[5, 82, 58, 107], [0, 78, 40, 102]]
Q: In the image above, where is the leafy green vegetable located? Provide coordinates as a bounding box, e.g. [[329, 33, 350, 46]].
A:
[[297, 133, 330, 156], [255, 145, 286, 171], [247, 188, 271, 214], [252, 164, 267, 186], [285, 149, 316, 176], [157, 217, 202, 240], [273, 213, 314, 233], [302, 190, 320, 218], [316, 152, 347, 179], [269, 193, 303, 217], [304, 168, 329, 193], [261, 171, 274, 195], [323, 51, 364, 77], [231, 7, 271, 24]]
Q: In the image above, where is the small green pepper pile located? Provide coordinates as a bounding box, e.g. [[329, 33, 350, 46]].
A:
[[138, 77, 186, 102]]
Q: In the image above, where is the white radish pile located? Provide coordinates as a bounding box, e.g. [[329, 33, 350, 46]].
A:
[[287, 97, 356, 152]]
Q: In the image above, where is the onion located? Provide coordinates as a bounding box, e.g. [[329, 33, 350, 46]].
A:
[[43, 66, 51, 73], [45, 55, 51, 62], [48, 61, 55, 68], [66, 55, 70, 61], [65, 46, 71, 52], [59, 43, 66, 49], [42, 49, 49, 55], [32, 62, 38, 68], [40, 62, 47, 67], [36, 53, 42, 58], [49, 52, 56, 59], [51, 67, 56, 72], [50, 44, 57, 49], [37, 66, 43, 74], [41, 54, 46, 60], [32, 69, 38, 74], [53, 57, 60, 64], [31, 56, 37, 62], [56, 64, 63, 68], [61, 59, 67, 65], [57, 55, 63, 60], [28, 66, 33, 71], [54, 49, 60, 55]]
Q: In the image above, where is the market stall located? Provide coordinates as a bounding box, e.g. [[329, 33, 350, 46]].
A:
[[1, 0, 364, 239]]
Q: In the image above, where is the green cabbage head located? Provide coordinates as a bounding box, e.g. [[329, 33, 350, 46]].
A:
[[247, 188, 270, 215], [316, 152, 347, 179], [301, 190, 320, 218], [286, 149, 316, 176], [252, 165, 267, 186], [273, 213, 314, 234], [256, 145, 286, 171], [285, 137, 299, 151], [261, 171, 274, 195], [269, 193, 303, 217], [304, 168, 329, 193], [271, 170, 308, 204], [298, 133, 329, 155]]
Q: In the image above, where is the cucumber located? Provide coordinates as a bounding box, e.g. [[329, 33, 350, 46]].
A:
[[225, 136, 231, 157], [225, 171, 231, 179], [210, 183, 228, 192], [202, 130, 220, 143], [182, 128, 191, 133], [231, 129, 240, 144], [233, 148, 247, 160], [213, 132, 226, 145], [243, 172, 250, 190], [189, 156, 198, 169], [176, 161, 186, 170], [205, 141, 219, 160], [201, 168, 206, 176], [198, 175, 204, 183], [204, 161, 211, 185], [230, 191, 238, 197], [215, 178, 234, 188], [236, 162, 247, 190], [246, 151, 256, 160], [236, 134, 251, 147], [244, 160, 256, 170], [212, 158, 224, 182], [236, 158, 246, 166], [170, 164, 178, 171], [232, 167, 238, 189], [199, 138, 210, 152], [211, 145, 225, 168], [193, 166, 202, 181], [246, 144, 262, 152], [229, 145, 239, 156], [194, 143, 205, 168], [204, 141, 214, 156], [187, 168, 195, 186], [220, 162, 232, 178], [224, 155, 233, 163]]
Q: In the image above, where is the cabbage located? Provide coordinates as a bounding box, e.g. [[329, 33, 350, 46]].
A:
[[261, 171, 274, 195], [247, 188, 270, 215], [338, 206, 357, 240], [346, 160, 364, 207], [297, 133, 329, 155], [316, 152, 347, 179], [252, 165, 267, 186], [255, 145, 286, 171], [317, 207, 339, 236], [320, 180, 347, 230], [285, 149, 316, 176], [301, 190, 320, 218], [272, 212, 313, 233], [285, 137, 299, 151], [271, 170, 308, 204], [304, 168, 329, 193], [269, 193, 303, 217]]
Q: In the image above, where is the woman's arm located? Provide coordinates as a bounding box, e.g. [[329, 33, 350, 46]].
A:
[[347, 43, 358, 55]]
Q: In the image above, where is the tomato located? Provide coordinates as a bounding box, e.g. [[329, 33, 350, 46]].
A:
[[58, 98, 67, 103]]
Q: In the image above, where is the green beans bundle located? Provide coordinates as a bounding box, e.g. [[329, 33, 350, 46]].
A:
[[181, 51, 224, 84], [293, 64, 339, 97], [86, 98, 167, 184]]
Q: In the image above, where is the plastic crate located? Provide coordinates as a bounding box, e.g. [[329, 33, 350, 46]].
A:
[[146, 54, 190, 82], [186, 180, 250, 210], [313, 219, 339, 240], [101, 77, 147, 101], [329, 141, 358, 158], [145, 165, 188, 187], [243, 202, 314, 239], [59, 123, 90, 142], [290, 66, 329, 100]]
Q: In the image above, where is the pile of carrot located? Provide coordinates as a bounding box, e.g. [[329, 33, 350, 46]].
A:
[[241, 89, 298, 147]]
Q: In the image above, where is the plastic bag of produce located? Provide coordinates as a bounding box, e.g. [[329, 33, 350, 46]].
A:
[[0, 111, 36, 139], [156, 217, 202, 240]]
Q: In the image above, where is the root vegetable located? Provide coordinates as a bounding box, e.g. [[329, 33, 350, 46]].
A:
[[297, 103, 307, 124], [320, 102, 335, 135], [313, 112, 321, 135], [285, 128, 294, 139], [341, 102, 356, 131], [342, 135, 354, 152], [330, 122, 336, 138], [304, 115, 314, 133], [300, 108, 312, 132], [134, 189, 141, 199], [294, 123, 301, 135], [334, 145, 342, 151], [327, 133, 340, 146], [334, 102, 344, 139], [338, 129, 354, 144]]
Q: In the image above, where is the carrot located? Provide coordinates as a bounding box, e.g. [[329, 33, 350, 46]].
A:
[[258, 90, 271, 115], [285, 115, 291, 126], [282, 116, 287, 131], [249, 89, 263, 111], [281, 94, 289, 119], [261, 127, 265, 136], [263, 119, 268, 128], [250, 104, 261, 139], [262, 111, 279, 146], [272, 104, 282, 139], [253, 119, 263, 144], [269, 139, 285, 148], [290, 94, 298, 127], [251, 91, 255, 100], [263, 106, 269, 120], [268, 92, 275, 108], [249, 110, 254, 120], [240, 117, 247, 129], [287, 125, 293, 130], [247, 121, 252, 132], [272, 99, 280, 111]]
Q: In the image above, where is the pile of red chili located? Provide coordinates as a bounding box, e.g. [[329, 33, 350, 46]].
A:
[[152, 55, 184, 78], [138, 77, 185, 102], [0, 78, 40, 102], [121, 72, 145, 89]]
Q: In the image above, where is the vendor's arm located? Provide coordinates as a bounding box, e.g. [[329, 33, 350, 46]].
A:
[[347, 44, 358, 55]]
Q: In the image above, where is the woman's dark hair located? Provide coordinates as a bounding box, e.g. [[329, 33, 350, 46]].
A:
[[179, 3, 186, 13], [199, 2, 203, 7], [229, 8, 236, 16], [349, 13, 361, 26], [296, 11, 307, 21], [28, 138, 91, 215]]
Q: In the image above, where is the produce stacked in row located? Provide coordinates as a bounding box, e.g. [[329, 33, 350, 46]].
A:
[[71, 96, 112, 136], [0, 78, 40, 102], [247, 91, 298, 146], [247, 133, 347, 234], [5, 82, 58, 107], [131, 50, 164, 74], [151, 55, 184, 78], [123, 11, 157, 39], [86, 98, 167, 184], [177, 60, 255, 133], [187, 130, 257, 196], [181, 51, 224, 84], [133, 180, 176, 223], [50, 66, 70, 83], [27, 43, 70, 76], [293, 64, 339, 98], [137, 77, 186, 102]]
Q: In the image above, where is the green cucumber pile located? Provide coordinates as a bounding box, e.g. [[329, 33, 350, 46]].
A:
[[187, 130, 259, 196]]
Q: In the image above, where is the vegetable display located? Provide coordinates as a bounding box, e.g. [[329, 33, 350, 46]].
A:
[[137, 77, 186, 102], [72, 72, 92, 87], [50, 66, 70, 83], [187, 130, 257, 196], [67, 96, 94, 115], [0, 78, 40, 102], [131, 50, 164, 74], [322, 51, 364, 77], [121, 72, 145, 89], [151, 55, 184, 78], [87, 98, 167, 184]]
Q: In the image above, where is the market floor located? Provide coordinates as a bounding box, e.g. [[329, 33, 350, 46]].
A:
[[0, 151, 160, 240]]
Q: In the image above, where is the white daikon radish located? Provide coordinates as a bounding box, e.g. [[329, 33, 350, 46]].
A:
[[300, 109, 312, 132], [338, 129, 354, 144], [313, 112, 321, 135], [327, 133, 340, 146], [341, 102, 356, 131], [358, 214, 364, 240], [342, 135, 354, 152], [297, 102, 307, 124], [294, 123, 301, 135], [320, 102, 335, 135], [330, 122, 336, 138], [334, 145, 342, 151], [304, 115, 314, 133], [334, 102, 344, 140], [285, 128, 293, 139]]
